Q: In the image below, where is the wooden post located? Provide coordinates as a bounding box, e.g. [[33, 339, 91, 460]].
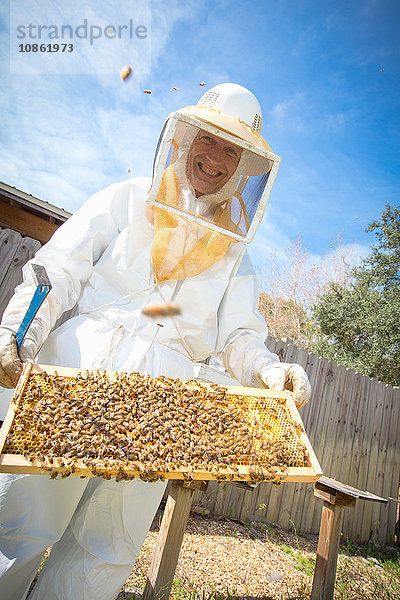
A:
[[311, 501, 345, 600], [311, 476, 387, 600], [143, 480, 207, 600]]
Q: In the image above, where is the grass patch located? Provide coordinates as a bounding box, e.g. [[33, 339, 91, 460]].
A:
[[342, 537, 400, 578], [296, 554, 315, 577], [279, 543, 315, 576]]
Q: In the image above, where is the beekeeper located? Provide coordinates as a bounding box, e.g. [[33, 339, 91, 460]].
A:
[[0, 83, 311, 600]]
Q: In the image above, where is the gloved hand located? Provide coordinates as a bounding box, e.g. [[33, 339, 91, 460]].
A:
[[260, 362, 311, 409], [0, 328, 23, 388]]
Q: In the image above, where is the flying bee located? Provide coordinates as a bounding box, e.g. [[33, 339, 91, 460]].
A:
[[142, 303, 182, 318], [120, 65, 133, 81]]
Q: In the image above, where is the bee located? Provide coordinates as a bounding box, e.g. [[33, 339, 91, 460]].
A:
[[142, 303, 181, 318], [120, 65, 133, 81], [291, 421, 305, 433]]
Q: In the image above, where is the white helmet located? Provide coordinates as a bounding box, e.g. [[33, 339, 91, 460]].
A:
[[196, 83, 263, 134]]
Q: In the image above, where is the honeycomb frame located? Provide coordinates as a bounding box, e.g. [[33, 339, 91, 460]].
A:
[[0, 363, 322, 483]]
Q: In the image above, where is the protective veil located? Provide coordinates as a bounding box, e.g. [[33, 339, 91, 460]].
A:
[[0, 83, 304, 600], [147, 106, 280, 282]]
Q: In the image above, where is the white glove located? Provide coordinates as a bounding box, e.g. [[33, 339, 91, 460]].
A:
[[0, 327, 35, 389], [260, 362, 311, 409]]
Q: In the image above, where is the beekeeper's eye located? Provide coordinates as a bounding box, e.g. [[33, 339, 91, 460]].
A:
[[200, 135, 215, 144], [226, 146, 239, 158]]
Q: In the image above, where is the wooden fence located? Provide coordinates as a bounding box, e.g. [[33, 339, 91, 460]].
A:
[[193, 337, 400, 545]]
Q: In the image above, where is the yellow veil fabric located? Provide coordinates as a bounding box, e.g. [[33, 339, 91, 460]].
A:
[[151, 165, 248, 282]]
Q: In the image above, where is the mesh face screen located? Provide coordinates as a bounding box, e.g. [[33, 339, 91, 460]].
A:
[[152, 120, 271, 237], [2, 370, 311, 483]]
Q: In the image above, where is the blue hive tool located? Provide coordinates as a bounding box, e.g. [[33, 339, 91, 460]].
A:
[[15, 264, 52, 351]]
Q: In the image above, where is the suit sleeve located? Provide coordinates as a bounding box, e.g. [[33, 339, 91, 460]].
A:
[[215, 248, 280, 386], [0, 181, 131, 360]]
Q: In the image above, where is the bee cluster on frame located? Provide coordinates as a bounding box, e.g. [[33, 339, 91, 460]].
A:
[[4, 370, 309, 483]]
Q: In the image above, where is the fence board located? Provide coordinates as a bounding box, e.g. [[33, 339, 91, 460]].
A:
[[360, 380, 386, 541], [349, 374, 377, 541], [227, 486, 246, 520], [340, 371, 365, 538], [326, 368, 356, 480], [307, 364, 343, 535], [355, 378, 379, 541], [382, 387, 400, 543], [297, 357, 330, 534], [324, 365, 349, 480], [255, 481, 277, 522], [0, 228, 21, 289], [239, 486, 256, 522], [280, 348, 309, 529], [338, 372, 362, 484], [214, 482, 229, 516], [371, 385, 396, 542], [193, 481, 219, 513], [0, 228, 41, 319], [300, 353, 324, 430]]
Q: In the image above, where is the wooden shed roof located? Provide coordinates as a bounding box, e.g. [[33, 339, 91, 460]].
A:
[[0, 181, 71, 244]]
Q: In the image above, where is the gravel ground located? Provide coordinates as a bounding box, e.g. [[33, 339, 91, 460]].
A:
[[116, 513, 400, 600], [27, 510, 399, 599], [124, 514, 311, 597]]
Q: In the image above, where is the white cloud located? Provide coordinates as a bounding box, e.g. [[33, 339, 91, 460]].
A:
[[9, 1, 152, 76], [96, 106, 161, 176], [0, 2, 202, 211], [270, 91, 353, 137], [27, 171, 88, 211], [248, 216, 293, 270], [323, 111, 349, 134], [270, 92, 308, 133]]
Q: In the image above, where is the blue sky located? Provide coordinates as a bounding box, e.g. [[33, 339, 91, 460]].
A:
[[1, 0, 399, 271]]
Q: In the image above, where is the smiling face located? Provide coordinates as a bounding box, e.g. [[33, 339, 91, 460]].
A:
[[185, 130, 242, 197]]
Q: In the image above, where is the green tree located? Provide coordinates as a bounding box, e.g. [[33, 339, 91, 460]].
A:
[[312, 204, 400, 386]]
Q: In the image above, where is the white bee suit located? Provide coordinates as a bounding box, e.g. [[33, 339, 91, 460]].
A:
[[0, 177, 278, 600]]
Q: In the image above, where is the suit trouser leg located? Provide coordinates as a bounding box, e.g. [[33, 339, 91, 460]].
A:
[[30, 477, 167, 600], [0, 473, 89, 600]]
